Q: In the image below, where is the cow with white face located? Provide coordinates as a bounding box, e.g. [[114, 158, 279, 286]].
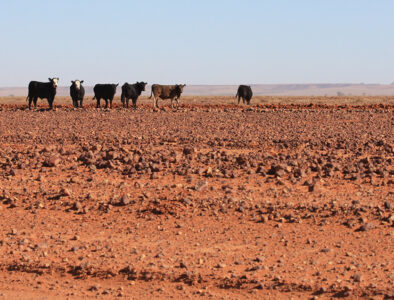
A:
[[70, 80, 85, 108], [26, 77, 59, 109], [52, 77, 59, 88]]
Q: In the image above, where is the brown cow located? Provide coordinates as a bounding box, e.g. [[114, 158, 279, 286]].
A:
[[149, 84, 186, 109]]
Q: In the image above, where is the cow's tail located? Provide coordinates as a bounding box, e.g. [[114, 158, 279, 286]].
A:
[[235, 90, 239, 98], [25, 95, 29, 102]]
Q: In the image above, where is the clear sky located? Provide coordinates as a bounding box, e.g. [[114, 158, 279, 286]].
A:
[[1, 0, 394, 87]]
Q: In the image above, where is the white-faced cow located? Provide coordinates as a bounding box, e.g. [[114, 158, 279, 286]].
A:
[[149, 84, 186, 109], [70, 80, 85, 108], [26, 77, 59, 109], [121, 81, 147, 109], [92, 83, 118, 109], [236, 85, 253, 105]]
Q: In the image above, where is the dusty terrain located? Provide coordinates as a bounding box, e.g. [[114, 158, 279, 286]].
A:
[[0, 97, 393, 299]]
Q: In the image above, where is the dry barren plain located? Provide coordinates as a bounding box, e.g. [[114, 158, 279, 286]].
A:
[[0, 96, 393, 299]]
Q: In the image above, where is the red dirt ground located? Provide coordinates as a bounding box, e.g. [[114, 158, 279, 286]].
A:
[[0, 100, 392, 299]]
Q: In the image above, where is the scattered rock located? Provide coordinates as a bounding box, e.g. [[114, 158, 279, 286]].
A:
[[119, 194, 131, 206], [44, 156, 60, 167], [357, 223, 375, 232]]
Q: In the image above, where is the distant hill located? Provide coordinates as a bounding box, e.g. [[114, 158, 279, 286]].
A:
[[1, 83, 394, 97]]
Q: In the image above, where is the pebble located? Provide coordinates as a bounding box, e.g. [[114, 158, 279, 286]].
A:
[[357, 223, 375, 232], [120, 194, 131, 205], [45, 155, 60, 167], [320, 248, 333, 253]]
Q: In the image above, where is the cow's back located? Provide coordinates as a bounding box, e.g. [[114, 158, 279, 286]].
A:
[[238, 85, 252, 98], [94, 84, 116, 98], [122, 83, 133, 97], [152, 85, 176, 99], [28, 81, 41, 93], [28, 81, 54, 97]]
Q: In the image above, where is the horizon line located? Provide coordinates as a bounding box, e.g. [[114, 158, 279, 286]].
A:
[[1, 82, 394, 89]]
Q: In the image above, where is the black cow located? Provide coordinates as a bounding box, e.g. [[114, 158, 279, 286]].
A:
[[236, 85, 253, 105], [26, 77, 59, 109], [121, 81, 147, 108], [70, 80, 85, 108], [92, 83, 118, 109]]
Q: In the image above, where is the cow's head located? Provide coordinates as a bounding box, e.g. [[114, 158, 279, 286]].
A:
[[71, 80, 84, 90], [49, 77, 59, 88], [177, 84, 186, 93], [137, 81, 148, 91]]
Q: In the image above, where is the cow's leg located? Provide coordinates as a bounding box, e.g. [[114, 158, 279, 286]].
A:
[[176, 97, 180, 109], [126, 98, 130, 108], [110, 98, 113, 109], [96, 98, 100, 108], [171, 98, 174, 109], [28, 97, 33, 110], [132, 97, 137, 109], [238, 96, 241, 105], [48, 98, 53, 109], [104, 99, 108, 109], [152, 96, 159, 109], [80, 99, 83, 108], [33, 97, 38, 108]]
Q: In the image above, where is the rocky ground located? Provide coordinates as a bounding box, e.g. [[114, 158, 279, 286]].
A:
[[0, 101, 393, 299]]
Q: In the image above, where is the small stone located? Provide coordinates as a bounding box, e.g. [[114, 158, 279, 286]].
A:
[[61, 188, 71, 197], [183, 146, 195, 156], [182, 198, 192, 205], [73, 201, 82, 211], [194, 180, 208, 191], [320, 248, 333, 253], [120, 194, 131, 206], [308, 182, 322, 193], [384, 201, 392, 210], [89, 284, 100, 291], [353, 273, 363, 282], [45, 156, 60, 167], [357, 223, 375, 232]]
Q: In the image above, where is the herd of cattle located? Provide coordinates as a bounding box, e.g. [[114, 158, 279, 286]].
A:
[[26, 78, 253, 109]]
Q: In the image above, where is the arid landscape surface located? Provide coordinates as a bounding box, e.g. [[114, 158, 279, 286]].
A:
[[0, 96, 393, 299]]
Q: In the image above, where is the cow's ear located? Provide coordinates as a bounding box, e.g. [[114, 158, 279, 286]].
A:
[[71, 81, 74, 84], [48, 78, 52, 82], [80, 80, 84, 84]]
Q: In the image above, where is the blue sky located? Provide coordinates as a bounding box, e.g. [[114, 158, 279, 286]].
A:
[[1, 0, 393, 86]]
